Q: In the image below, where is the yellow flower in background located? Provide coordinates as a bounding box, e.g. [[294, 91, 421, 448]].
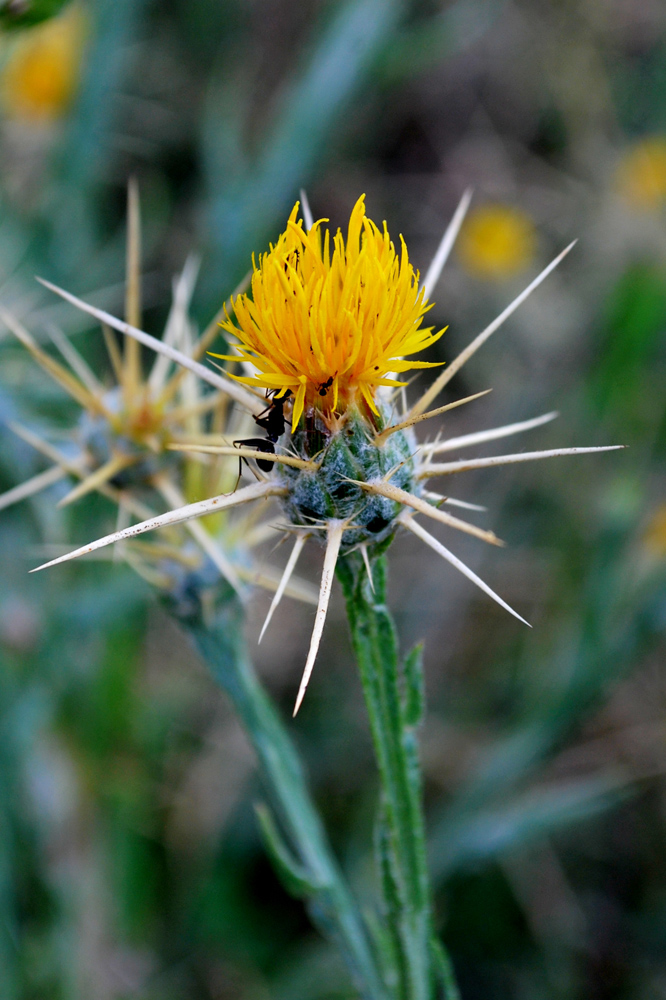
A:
[[643, 505, 666, 557], [215, 195, 444, 428], [457, 204, 536, 280], [616, 137, 666, 209], [1, 4, 86, 122]]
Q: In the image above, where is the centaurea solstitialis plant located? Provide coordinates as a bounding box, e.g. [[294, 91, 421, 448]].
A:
[[20, 189, 621, 999]]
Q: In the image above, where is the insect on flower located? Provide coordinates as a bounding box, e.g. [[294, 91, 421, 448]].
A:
[[26, 189, 623, 714], [233, 389, 292, 474]]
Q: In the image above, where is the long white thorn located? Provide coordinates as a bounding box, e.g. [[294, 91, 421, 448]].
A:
[[259, 532, 310, 644], [411, 241, 577, 418], [35, 278, 261, 415], [31, 480, 284, 573], [419, 445, 625, 479], [422, 188, 473, 300], [156, 476, 242, 595], [7, 421, 154, 521], [300, 189, 314, 231], [0, 465, 67, 512], [401, 515, 530, 626], [360, 544, 375, 593], [148, 254, 201, 392], [422, 412, 559, 457], [293, 519, 344, 716], [422, 490, 487, 512], [352, 478, 502, 546], [374, 389, 491, 446], [46, 324, 104, 395]]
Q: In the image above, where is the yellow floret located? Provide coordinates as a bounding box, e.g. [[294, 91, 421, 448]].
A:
[[214, 195, 445, 428]]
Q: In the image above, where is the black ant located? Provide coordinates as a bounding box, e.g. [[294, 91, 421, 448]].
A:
[[318, 376, 333, 396], [234, 390, 291, 474]]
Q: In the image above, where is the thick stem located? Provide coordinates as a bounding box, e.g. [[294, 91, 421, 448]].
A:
[[338, 553, 447, 1000], [166, 585, 385, 1000]]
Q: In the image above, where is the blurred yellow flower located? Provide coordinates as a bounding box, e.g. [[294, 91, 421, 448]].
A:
[[616, 137, 666, 209], [1, 5, 86, 122], [643, 504, 666, 557], [457, 204, 536, 280]]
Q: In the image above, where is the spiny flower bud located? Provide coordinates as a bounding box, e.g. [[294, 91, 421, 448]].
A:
[[24, 190, 622, 714]]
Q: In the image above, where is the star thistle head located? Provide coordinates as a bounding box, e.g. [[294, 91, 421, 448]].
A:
[[215, 195, 444, 430], [22, 190, 622, 714]]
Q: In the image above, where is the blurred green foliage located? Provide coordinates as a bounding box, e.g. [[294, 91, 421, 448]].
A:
[[0, 0, 69, 31]]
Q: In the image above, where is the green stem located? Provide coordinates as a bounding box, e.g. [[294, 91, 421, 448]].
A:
[[338, 553, 452, 1000], [166, 584, 386, 1000]]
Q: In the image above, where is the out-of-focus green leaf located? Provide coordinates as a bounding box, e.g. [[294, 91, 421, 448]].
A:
[[373, 0, 501, 84], [589, 264, 666, 429], [255, 803, 324, 899], [201, 0, 402, 293], [0, 0, 69, 30], [430, 773, 632, 879]]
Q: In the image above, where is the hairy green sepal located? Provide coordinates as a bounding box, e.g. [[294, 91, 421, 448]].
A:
[[278, 403, 419, 553]]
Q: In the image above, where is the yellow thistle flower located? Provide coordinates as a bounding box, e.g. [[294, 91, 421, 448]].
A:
[[27, 192, 621, 714], [616, 137, 666, 209], [214, 195, 444, 429], [457, 203, 536, 280], [1, 4, 86, 122]]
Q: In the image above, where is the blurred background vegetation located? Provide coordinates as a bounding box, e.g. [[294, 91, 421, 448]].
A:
[[0, 0, 665, 997]]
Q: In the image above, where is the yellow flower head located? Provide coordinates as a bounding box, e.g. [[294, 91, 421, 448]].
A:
[[1, 5, 86, 122], [216, 195, 444, 429], [616, 137, 666, 209], [457, 204, 536, 280]]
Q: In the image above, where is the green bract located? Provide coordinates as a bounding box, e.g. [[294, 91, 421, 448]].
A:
[[277, 403, 419, 554]]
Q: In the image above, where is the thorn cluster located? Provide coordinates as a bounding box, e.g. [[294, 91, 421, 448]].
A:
[[7, 188, 622, 714]]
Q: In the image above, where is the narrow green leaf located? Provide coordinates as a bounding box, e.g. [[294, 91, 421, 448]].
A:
[[374, 806, 405, 997], [0, 0, 69, 29], [255, 803, 324, 899], [403, 642, 425, 728], [430, 937, 460, 1000]]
